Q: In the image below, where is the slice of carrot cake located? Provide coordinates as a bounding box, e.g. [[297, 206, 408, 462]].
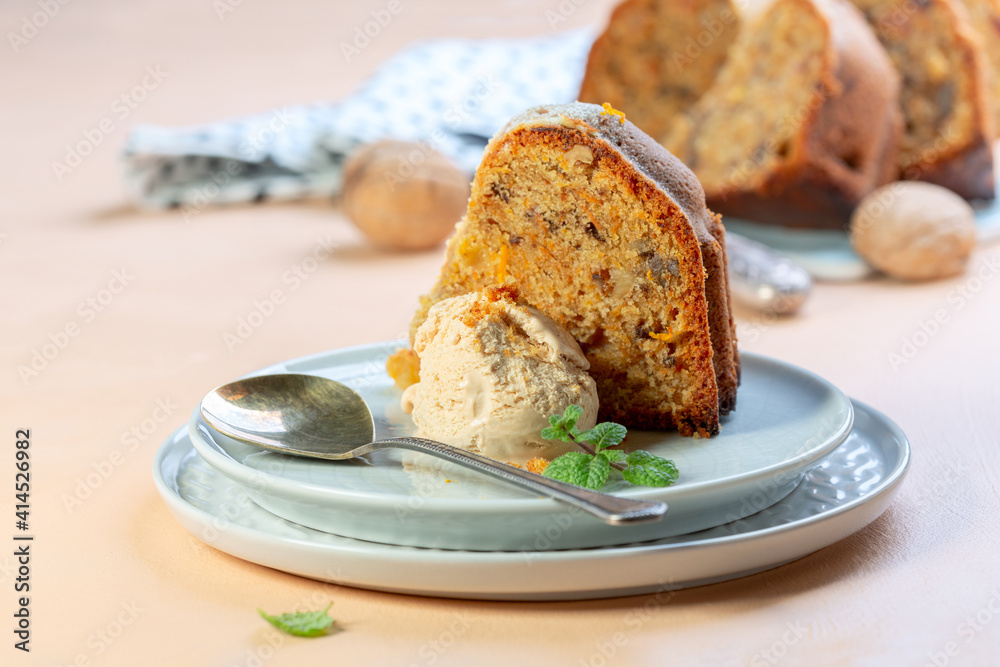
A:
[[407, 102, 739, 437]]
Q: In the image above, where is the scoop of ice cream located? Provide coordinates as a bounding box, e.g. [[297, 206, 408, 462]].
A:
[[401, 285, 599, 465]]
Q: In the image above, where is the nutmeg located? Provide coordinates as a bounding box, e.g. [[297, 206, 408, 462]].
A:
[[850, 182, 977, 281], [341, 140, 470, 250]]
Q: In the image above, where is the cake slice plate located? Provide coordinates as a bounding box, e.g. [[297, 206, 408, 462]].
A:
[[726, 155, 1000, 281], [185, 343, 852, 551], [155, 397, 908, 601]]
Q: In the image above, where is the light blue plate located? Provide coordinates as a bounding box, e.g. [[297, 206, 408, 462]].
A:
[[187, 342, 853, 551], [156, 398, 909, 600], [727, 163, 1000, 281]]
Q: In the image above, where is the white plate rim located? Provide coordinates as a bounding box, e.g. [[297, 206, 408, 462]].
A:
[[153, 399, 909, 598]]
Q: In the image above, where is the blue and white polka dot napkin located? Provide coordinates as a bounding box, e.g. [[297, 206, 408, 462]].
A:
[[122, 29, 594, 211]]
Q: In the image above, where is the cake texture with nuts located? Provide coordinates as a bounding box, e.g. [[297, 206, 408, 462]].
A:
[[578, 0, 741, 142], [665, 0, 903, 229], [849, 0, 995, 200], [410, 103, 739, 437]]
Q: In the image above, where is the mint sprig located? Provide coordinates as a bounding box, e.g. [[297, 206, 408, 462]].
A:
[[258, 603, 336, 637], [540, 406, 679, 491]]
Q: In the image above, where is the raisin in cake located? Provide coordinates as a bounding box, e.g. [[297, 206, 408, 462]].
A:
[[664, 0, 903, 229], [410, 103, 739, 437], [579, 0, 741, 141], [850, 0, 995, 200]]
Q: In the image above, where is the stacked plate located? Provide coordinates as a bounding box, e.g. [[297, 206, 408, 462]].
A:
[[725, 165, 1000, 281], [153, 342, 910, 601]]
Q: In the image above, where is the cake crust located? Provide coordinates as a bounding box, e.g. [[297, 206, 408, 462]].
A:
[[955, 0, 1000, 135]]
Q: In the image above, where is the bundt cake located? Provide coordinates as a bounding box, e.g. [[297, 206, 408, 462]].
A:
[[849, 0, 995, 200], [664, 0, 903, 229], [410, 103, 739, 437], [578, 0, 741, 141]]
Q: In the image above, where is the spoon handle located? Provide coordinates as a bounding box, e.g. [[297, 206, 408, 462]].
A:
[[368, 437, 667, 525]]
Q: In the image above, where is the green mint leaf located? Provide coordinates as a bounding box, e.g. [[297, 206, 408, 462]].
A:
[[258, 603, 336, 637], [623, 451, 679, 487], [541, 406, 587, 442], [587, 452, 612, 489], [543, 451, 593, 487], [600, 449, 626, 463], [576, 422, 628, 451], [543, 451, 610, 490], [564, 404, 584, 424], [541, 425, 571, 442], [561, 404, 584, 436]]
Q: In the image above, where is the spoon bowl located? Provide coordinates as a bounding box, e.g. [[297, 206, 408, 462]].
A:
[[202, 373, 375, 456], [201, 373, 666, 526]]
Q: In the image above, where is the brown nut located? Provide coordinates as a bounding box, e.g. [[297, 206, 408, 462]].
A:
[[850, 182, 977, 281], [341, 140, 470, 250]]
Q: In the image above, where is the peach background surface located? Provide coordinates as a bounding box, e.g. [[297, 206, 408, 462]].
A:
[[2, 1, 999, 665]]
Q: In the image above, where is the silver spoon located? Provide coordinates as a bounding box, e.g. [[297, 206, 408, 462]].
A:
[[726, 231, 812, 315], [200, 373, 666, 525]]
